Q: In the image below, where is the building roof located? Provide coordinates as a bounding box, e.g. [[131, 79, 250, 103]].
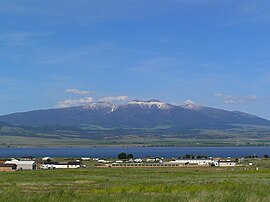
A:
[[68, 162, 81, 165], [44, 162, 81, 166], [42, 157, 53, 160], [219, 160, 237, 163], [0, 163, 17, 168], [5, 160, 35, 165], [43, 162, 58, 165]]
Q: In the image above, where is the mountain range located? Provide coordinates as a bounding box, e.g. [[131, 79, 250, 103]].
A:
[[0, 100, 270, 146], [0, 100, 269, 128]]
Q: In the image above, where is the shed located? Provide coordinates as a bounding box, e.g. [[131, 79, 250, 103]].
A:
[[0, 164, 17, 172]]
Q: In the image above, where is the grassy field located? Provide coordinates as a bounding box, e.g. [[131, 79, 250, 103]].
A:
[[1, 134, 270, 148], [2, 124, 270, 148], [0, 159, 270, 201]]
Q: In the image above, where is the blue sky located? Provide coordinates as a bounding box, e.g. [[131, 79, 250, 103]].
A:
[[1, 0, 270, 119]]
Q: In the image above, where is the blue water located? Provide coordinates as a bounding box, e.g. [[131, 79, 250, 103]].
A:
[[0, 147, 270, 158]]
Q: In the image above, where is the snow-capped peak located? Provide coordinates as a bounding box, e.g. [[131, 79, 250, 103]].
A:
[[128, 100, 171, 109], [83, 102, 117, 112], [181, 100, 201, 110]]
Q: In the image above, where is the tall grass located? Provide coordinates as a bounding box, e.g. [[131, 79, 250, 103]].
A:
[[0, 167, 270, 201]]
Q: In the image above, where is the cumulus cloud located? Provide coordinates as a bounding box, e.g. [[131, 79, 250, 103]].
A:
[[65, 88, 94, 95], [215, 93, 257, 104], [55, 97, 94, 108], [98, 95, 129, 102]]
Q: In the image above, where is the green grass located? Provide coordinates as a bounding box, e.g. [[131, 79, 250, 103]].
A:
[[0, 160, 270, 201], [2, 134, 270, 148], [2, 123, 270, 147]]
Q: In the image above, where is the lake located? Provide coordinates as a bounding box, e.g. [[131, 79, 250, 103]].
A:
[[0, 147, 270, 158]]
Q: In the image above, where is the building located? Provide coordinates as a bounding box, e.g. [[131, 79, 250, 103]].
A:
[[146, 157, 163, 163], [134, 158, 143, 163], [67, 162, 82, 168], [5, 159, 36, 170], [81, 158, 91, 161], [41, 161, 83, 169], [42, 157, 53, 161], [96, 162, 183, 168], [40, 163, 59, 169], [97, 159, 110, 163], [216, 160, 237, 167], [0, 164, 17, 172], [170, 159, 213, 166]]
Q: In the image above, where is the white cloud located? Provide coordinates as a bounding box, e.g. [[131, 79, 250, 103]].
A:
[[55, 93, 129, 108], [65, 88, 94, 95], [215, 93, 257, 104], [99, 95, 129, 102], [55, 97, 94, 108]]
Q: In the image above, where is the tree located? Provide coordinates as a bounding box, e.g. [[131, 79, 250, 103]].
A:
[[264, 154, 269, 158], [126, 154, 133, 159], [118, 152, 127, 159], [185, 154, 195, 159]]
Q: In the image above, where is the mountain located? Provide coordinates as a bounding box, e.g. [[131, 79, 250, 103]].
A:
[[0, 121, 10, 127], [0, 100, 269, 130], [1, 100, 270, 147]]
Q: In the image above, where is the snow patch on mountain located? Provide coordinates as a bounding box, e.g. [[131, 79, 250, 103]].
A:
[[83, 102, 117, 112], [128, 99, 172, 109], [181, 100, 201, 110]]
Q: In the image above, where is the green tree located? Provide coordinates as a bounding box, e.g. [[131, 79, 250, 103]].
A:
[[118, 152, 127, 159], [127, 154, 133, 159]]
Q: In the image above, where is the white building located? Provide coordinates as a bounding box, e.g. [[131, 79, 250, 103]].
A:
[[97, 159, 110, 163], [42, 162, 82, 169], [5, 159, 36, 170], [134, 158, 143, 163], [67, 162, 82, 168], [146, 157, 162, 163], [216, 160, 237, 167], [81, 158, 91, 161], [42, 157, 53, 161], [169, 159, 213, 166]]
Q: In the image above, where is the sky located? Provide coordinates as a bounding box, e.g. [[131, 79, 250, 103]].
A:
[[0, 0, 270, 119]]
